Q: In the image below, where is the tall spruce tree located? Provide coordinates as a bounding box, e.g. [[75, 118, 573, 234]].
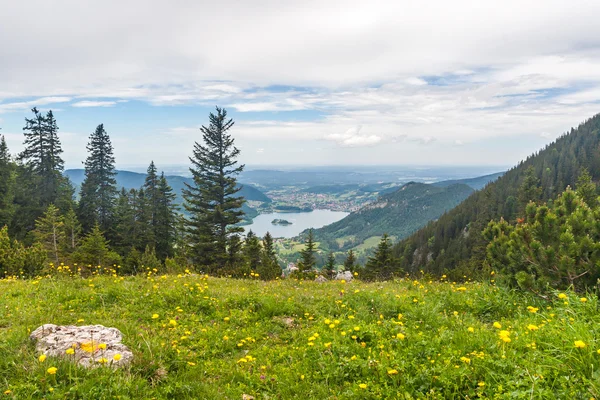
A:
[[143, 161, 159, 229], [183, 107, 245, 271], [78, 124, 118, 233], [299, 229, 316, 271]]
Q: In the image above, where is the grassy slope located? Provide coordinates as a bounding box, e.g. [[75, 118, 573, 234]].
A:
[[2, 273, 600, 398]]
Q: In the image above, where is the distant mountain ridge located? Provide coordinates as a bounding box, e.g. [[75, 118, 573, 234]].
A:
[[433, 172, 504, 190], [312, 182, 474, 252], [64, 169, 272, 205]]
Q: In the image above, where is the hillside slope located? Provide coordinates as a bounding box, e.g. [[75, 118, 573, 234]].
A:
[[393, 113, 600, 275], [313, 182, 474, 251]]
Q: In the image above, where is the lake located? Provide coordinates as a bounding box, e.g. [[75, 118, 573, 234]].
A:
[[243, 209, 349, 238]]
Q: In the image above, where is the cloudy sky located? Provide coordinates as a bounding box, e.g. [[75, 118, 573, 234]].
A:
[[1, 0, 599, 169]]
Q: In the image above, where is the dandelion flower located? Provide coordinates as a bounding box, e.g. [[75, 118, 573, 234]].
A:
[[65, 348, 75, 355], [38, 354, 47, 362], [580, 298, 588, 303], [98, 343, 107, 350], [527, 324, 539, 331], [387, 369, 398, 375], [527, 306, 539, 313], [467, 327, 475, 333], [46, 367, 57, 375], [493, 322, 502, 329], [396, 333, 405, 340], [359, 383, 367, 389], [152, 314, 159, 319], [575, 340, 586, 349], [113, 354, 122, 361], [558, 293, 568, 300]]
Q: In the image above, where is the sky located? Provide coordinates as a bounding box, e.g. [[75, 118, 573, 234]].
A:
[[1, 0, 599, 170]]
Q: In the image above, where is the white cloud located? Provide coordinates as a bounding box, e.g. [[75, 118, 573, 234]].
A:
[[1, 0, 600, 164], [72, 100, 116, 108]]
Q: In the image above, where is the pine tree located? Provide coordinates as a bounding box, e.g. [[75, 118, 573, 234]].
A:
[[133, 188, 153, 249], [343, 249, 357, 272], [299, 229, 316, 271], [324, 252, 336, 278], [258, 232, 280, 280], [243, 230, 262, 272], [78, 124, 118, 233], [364, 234, 396, 280], [226, 234, 244, 272], [113, 188, 135, 254], [183, 107, 245, 271], [33, 204, 65, 264], [154, 173, 178, 260]]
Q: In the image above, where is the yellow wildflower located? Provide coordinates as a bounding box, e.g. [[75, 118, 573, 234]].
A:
[[152, 314, 159, 319], [65, 348, 75, 355], [359, 383, 367, 389], [467, 327, 475, 333], [38, 354, 47, 362], [575, 340, 586, 349], [493, 322, 502, 329], [387, 369, 399, 375], [558, 293, 568, 300], [98, 343, 107, 350], [113, 354, 122, 361], [46, 367, 57, 375], [527, 324, 539, 331]]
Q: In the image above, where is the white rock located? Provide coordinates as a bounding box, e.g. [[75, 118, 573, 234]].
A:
[[30, 324, 133, 368], [335, 271, 353, 281], [315, 275, 328, 283]]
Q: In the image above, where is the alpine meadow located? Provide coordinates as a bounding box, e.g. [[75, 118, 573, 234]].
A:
[[3, 1, 600, 399]]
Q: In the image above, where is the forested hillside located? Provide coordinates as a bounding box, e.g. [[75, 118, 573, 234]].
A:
[[433, 172, 504, 190], [393, 113, 600, 276], [313, 182, 473, 251]]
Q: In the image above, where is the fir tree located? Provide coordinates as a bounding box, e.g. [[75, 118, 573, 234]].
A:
[[518, 166, 542, 214], [323, 252, 336, 278], [364, 234, 395, 280], [343, 249, 357, 272], [33, 204, 65, 264], [183, 107, 245, 271], [78, 124, 118, 233], [133, 188, 153, 249], [143, 161, 159, 230], [299, 229, 316, 271]]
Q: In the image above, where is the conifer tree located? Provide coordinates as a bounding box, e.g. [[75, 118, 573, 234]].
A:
[[226, 234, 244, 272], [78, 124, 118, 233], [299, 229, 316, 271], [323, 252, 336, 278], [113, 188, 135, 254], [518, 166, 542, 214], [183, 107, 245, 271], [258, 232, 281, 280], [143, 161, 159, 228], [243, 230, 262, 272], [343, 249, 357, 272], [364, 234, 395, 280], [33, 204, 65, 264], [133, 188, 153, 249]]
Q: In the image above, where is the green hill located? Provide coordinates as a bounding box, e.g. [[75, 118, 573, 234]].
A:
[[312, 182, 474, 251], [393, 113, 600, 276]]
